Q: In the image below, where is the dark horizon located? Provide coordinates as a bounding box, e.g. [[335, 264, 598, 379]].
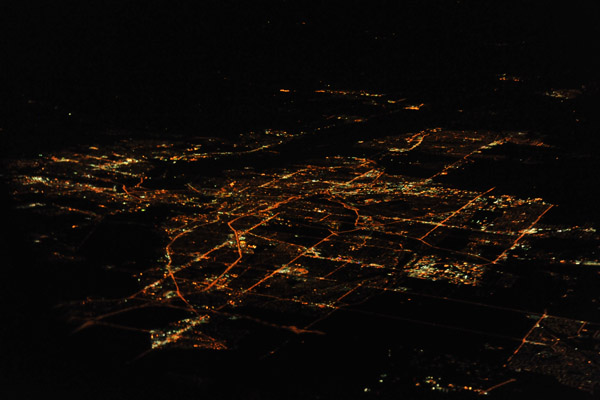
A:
[[3, 1, 599, 144]]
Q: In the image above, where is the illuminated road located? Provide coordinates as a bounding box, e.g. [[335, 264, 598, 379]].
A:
[[5, 87, 600, 396]]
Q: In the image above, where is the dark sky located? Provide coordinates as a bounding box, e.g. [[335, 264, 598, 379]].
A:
[[5, 1, 599, 89], [2, 1, 599, 146]]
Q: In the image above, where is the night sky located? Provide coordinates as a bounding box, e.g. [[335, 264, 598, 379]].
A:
[[4, 1, 599, 144]]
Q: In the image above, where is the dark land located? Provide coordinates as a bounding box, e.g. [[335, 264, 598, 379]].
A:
[[2, 1, 600, 399]]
